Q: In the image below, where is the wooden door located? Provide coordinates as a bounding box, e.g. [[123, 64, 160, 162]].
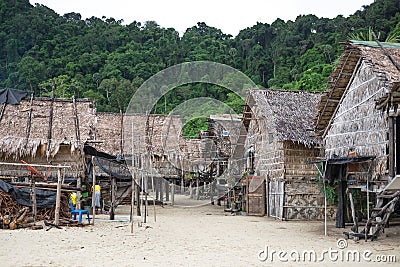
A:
[[246, 175, 266, 216], [268, 180, 284, 219]]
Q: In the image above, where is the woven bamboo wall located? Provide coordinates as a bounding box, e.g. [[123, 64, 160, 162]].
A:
[[284, 181, 336, 220], [324, 61, 388, 180], [246, 117, 285, 180], [283, 141, 320, 180]]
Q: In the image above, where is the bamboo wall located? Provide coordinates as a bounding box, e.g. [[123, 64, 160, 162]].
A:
[[284, 181, 336, 220], [324, 61, 389, 180], [246, 117, 285, 180], [283, 141, 320, 180]]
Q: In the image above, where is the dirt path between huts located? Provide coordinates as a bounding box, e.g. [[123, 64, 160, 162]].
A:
[[0, 197, 399, 267]]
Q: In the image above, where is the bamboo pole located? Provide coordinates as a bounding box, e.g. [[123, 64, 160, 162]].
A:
[[0, 162, 71, 168], [143, 170, 147, 223], [171, 178, 175, 206], [91, 157, 96, 225], [0, 103, 6, 124], [72, 96, 81, 149], [150, 155, 156, 222], [130, 167, 135, 233], [54, 168, 62, 226], [23, 92, 34, 148], [76, 176, 81, 210], [30, 178, 37, 222], [47, 86, 55, 155], [110, 176, 116, 220]]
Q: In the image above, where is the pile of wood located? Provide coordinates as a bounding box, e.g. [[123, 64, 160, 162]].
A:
[[0, 190, 71, 229]]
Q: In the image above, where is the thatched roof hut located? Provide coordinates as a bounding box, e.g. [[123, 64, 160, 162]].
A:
[[314, 41, 400, 229], [247, 89, 321, 147], [0, 96, 95, 178], [315, 41, 400, 138], [244, 88, 328, 220], [315, 41, 400, 181]]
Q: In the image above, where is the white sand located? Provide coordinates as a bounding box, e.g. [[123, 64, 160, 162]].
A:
[[0, 197, 399, 266]]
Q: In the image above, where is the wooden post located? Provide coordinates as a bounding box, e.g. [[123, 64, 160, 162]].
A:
[[76, 176, 81, 210], [181, 165, 185, 194], [336, 180, 347, 228], [155, 177, 160, 200], [23, 92, 34, 148], [55, 168, 62, 225], [165, 178, 170, 202], [149, 156, 156, 222], [47, 86, 55, 155], [143, 171, 147, 223], [189, 180, 193, 198], [110, 176, 116, 220], [160, 177, 164, 204], [91, 157, 96, 225], [130, 170, 135, 233], [196, 178, 200, 200], [389, 115, 395, 178], [210, 180, 215, 205], [171, 178, 175, 206], [347, 188, 358, 233], [30, 178, 37, 222], [136, 177, 141, 216]]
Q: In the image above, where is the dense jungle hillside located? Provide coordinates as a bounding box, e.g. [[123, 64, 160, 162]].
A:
[[1, 0, 400, 119]]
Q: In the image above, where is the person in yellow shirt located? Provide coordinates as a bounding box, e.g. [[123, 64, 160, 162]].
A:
[[94, 183, 101, 214], [70, 192, 77, 206]]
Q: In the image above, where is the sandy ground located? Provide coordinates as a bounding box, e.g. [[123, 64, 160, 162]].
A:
[[0, 195, 399, 267]]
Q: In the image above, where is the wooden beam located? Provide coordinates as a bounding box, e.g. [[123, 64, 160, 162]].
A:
[[0, 162, 70, 168]]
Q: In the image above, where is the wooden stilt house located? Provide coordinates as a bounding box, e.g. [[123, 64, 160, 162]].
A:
[[315, 41, 400, 237], [0, 96, 95, 180], [243, 88, 332, 220]]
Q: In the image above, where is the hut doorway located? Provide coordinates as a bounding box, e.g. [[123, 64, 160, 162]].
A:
[[246, 175, 266, 216]]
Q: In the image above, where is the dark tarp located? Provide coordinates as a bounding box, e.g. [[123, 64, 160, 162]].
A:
[[84, 145, 117, 160], [308, 155, 375, 184], [0, 88, 28, 105], [84, 144, 131, 181], [94, 156, 132, 181], [0, 179, 56, 208]]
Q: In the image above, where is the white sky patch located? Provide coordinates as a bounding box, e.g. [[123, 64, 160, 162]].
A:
[[29, 0, 374, 36]]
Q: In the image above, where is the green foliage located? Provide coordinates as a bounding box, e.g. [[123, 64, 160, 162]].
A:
[[182, 117, 208, 138], [1, 0, 400, 131], [315, 163, 337, 204]]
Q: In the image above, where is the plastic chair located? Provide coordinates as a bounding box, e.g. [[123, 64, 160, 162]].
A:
[[69, 200, 91, 224]]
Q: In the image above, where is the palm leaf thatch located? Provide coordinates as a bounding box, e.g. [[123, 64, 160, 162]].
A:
[[315, 41, 400, 137], [0, 97, 95, 159], [247, 88, 322, 147]]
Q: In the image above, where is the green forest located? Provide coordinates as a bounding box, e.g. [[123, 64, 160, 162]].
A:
[[1, 0, 400, 132]]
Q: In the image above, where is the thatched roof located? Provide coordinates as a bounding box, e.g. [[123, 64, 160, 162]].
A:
[[122, 114, 182, 158], [0, 97, 95, 159], [246, 89, 321, 147], [208, 114, 242, 158], [95, 112, 123, 156], [315, 41, 400, 136]]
